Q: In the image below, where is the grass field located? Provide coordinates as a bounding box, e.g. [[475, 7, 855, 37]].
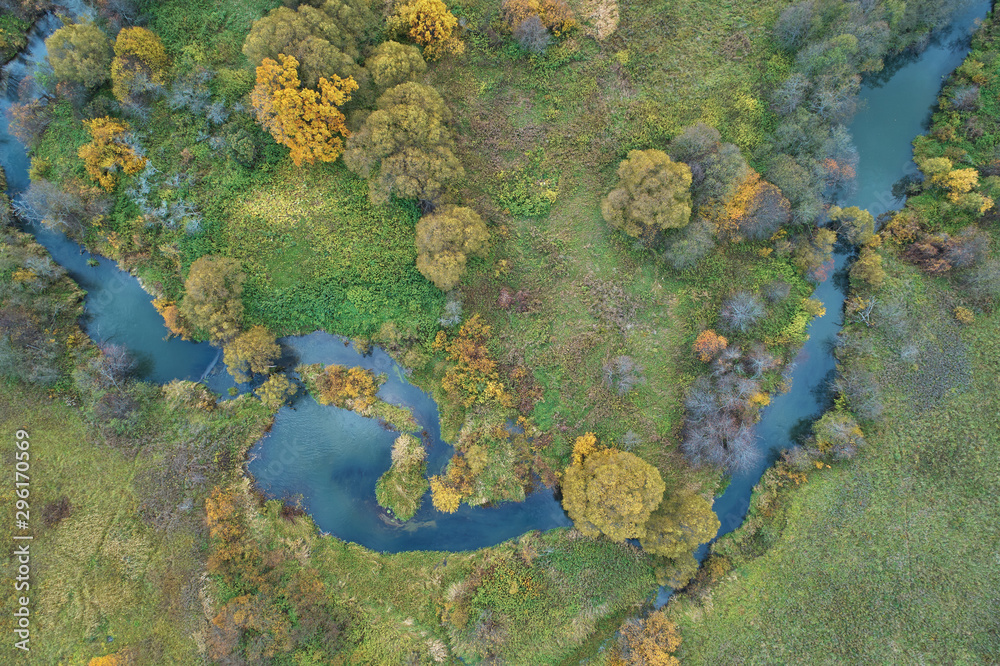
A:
[[667, 252, 1000, 664]]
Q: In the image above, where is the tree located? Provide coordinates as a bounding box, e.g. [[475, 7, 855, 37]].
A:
[[640, 492, 719, 557], [514, 15, 550, 53], [6, 99, 51, 148], [46, 21, 112, 89], [178, 256, 245, 342], [255, 374, 296, 410], [242, 1, 375, 89], [850, 247, 885, 289], [344, 82, 464, 204], [366, 40, 427, 92], [828, 205, 874, 245], [612, 610, 682, 666], [794, 227, 836, 281], [693, 330, 727, 362], [249, 54, 357, 166], [664, 217, 715, 270], [77, 117, 146, 191], [414, 205, 489, 290], [389, 0, 465, 60], [110, 27, 168, 104], [720, 291, 764, 333], [561, 448, 665, 542], [224, 325, 281, 383], [601, 149, 692, 241]]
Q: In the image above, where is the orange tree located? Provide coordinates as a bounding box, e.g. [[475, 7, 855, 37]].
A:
[[250, 53, 358, 167], [77, 117, 146, 192]]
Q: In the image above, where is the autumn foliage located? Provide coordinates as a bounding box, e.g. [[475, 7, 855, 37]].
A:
[[602, 149, 693, 241], [693, 330, 727, 362], [434, 314, 512, 408], [77, 117, 146, 192], [313, 364, 380, 410], [415, 205, 489, 291], [178, 256, 245, 342], [223, 325, 281, 383], [110, 27, 168, 103], [389, 0, 465, 60], [610, 610, 682, 666], [250, 54, 357, 167], [561, 443, 666, 542]]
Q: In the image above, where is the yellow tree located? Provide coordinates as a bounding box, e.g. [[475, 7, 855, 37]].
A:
[[389, 0, 465, 60], [692, 330, 727, 362], [223, 325, 281, 383], [562, 447, 665, 542], [110, 27, 168, 103], [77, 117, 146, 191], [640, 491, 719, 557], [250, 53, 358, 167], [415, 205, 489, 291]]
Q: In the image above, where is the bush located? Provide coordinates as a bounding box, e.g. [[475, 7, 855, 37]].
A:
[[720, 291, 764, 333], [514, 15, 550, 53]]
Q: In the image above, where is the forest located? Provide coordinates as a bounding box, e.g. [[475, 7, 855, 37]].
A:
[[0, 0, 997, 663]]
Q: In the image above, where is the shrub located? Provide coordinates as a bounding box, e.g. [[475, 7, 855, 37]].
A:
[[663, 217, 715, 270], [693, 330, 727, 362], [513, 15, 550, 53], [78, 117, 147, 192], [720, 291, 764, 333]]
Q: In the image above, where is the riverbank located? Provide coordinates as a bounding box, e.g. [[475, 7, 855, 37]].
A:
[[666, 9, 1000, 662]]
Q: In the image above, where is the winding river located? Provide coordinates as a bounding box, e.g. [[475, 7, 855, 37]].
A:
[[2, 2, 990, 560]]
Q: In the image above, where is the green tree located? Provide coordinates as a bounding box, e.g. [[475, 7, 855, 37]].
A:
[[828, 205, 875, 245], [242, 0, 375, 89], [45, 21, 112, 89], [224, 325, 281, 383], [344, 82, 464, 204], [366, 40, 427, 92], [640, 492, 719, 557], [562, 448, 665, 542], [179, 256, 245, 342], [850, 247, 886, 289], [415, 205, 489, 291], [255, 374, 296, 410], [601, 149, 692, 241]]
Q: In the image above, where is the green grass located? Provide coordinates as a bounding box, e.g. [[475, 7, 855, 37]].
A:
[[667, 255, 1000, 664]]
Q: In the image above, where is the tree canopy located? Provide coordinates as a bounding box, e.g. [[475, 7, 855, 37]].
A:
[[110, 27, 168, 104], [223, 325, 281, 383], [46, 21, 112, 89], [366, 40, 427, 92], [242, 0, 375, 89], [639, 491, 719, 557], [250, 54, 357, 167], [415, 205, 489, 291], [178, 256, 245, 342], [601, 149, 693, 241], [561, 447, 666, 542], [344, 81, 464, 204], [389, 0, 465, 60], [77, 117, 146, 192]]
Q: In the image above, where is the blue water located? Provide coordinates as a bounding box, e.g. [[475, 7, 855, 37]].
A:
[[654, 0, 992, 605]]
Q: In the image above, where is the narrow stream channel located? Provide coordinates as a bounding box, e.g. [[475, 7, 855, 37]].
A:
[[2, 1, 990, 560]]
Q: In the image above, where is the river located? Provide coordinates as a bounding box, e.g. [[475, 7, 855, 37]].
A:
[[2, 2, 990, 558]]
